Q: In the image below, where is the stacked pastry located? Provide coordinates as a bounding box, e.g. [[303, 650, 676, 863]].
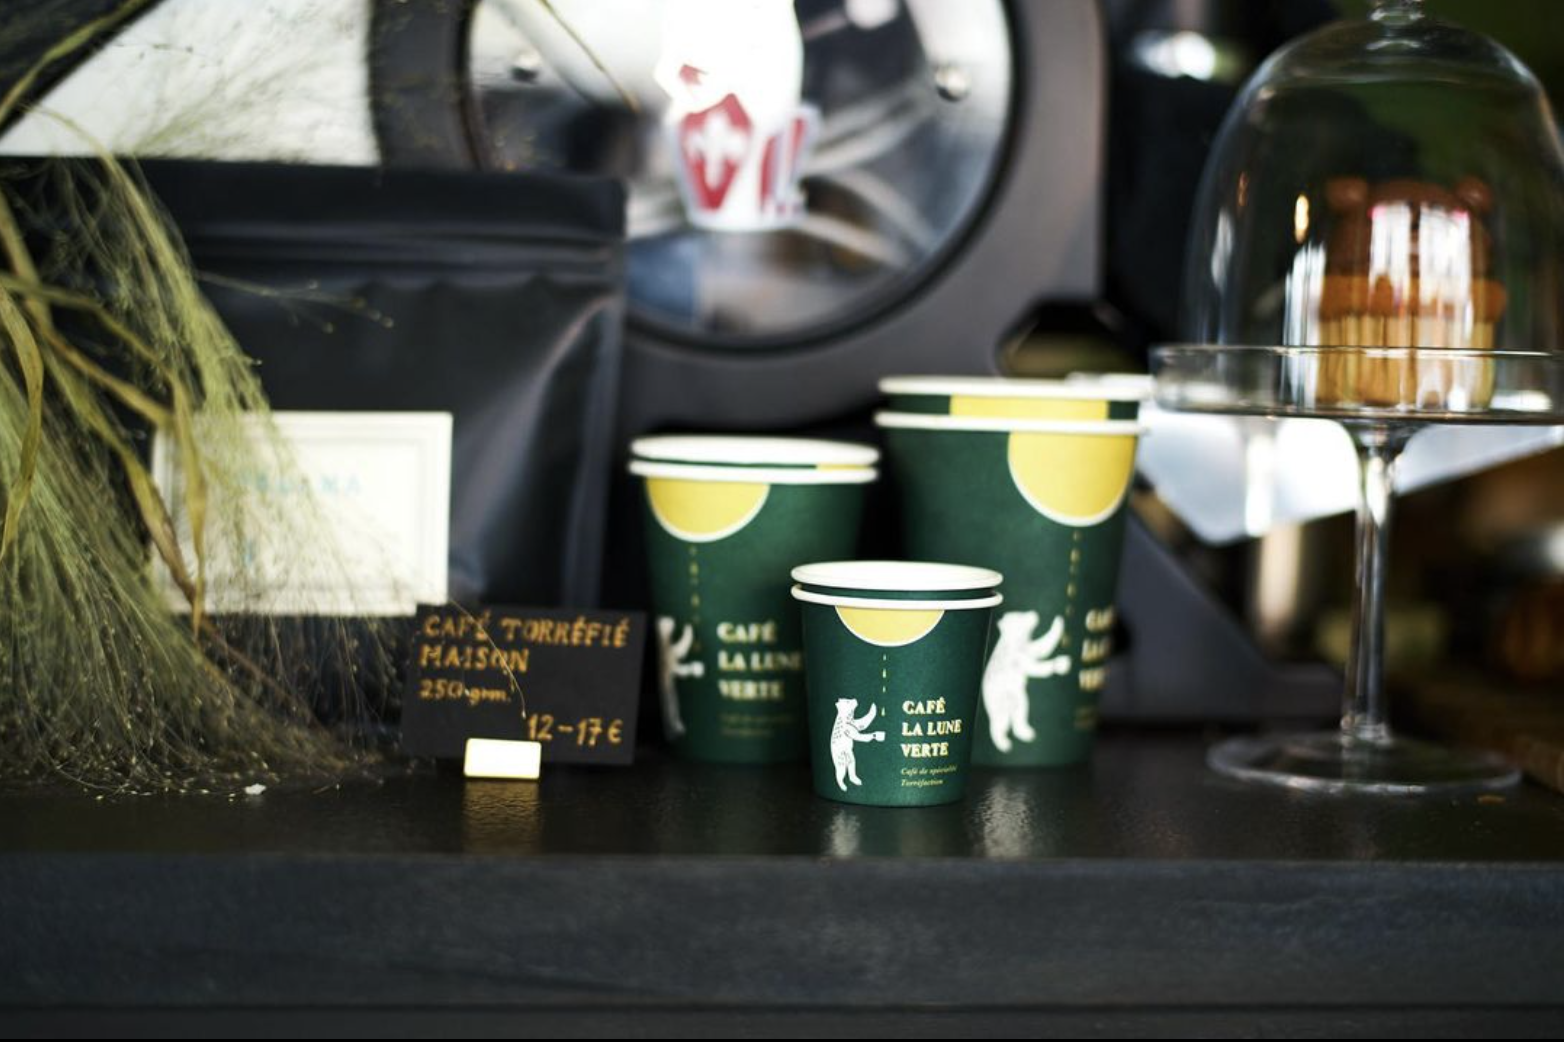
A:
[[1315, 176, 1505, 410]]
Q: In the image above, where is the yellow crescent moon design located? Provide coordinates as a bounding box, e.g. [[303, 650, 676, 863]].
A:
[[835, 606, 945, 647], [950, 395, 1110, 421], [1007, 433, 1137, 526], [646, 478, 769, 543]]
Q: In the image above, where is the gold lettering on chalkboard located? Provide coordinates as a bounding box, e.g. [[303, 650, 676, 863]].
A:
[[418, 642, 531, 673], [418, 678, 511, 706], [494, 614, 633, 647], [525, 713, 627, 747], [422, 609, 494, 642]]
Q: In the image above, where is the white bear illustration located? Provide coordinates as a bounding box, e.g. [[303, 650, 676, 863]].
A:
[[656, 616, 704, 739], [829, 698, 885, 791], [982, 611, 1071, 753]]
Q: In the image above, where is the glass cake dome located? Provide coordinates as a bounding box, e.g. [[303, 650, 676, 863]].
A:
[[1153, 0, 1564, 793], [1156, 0, 1564, 422]]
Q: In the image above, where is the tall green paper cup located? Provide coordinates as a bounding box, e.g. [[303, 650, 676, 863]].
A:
[[792, 561, 1001, 806], [876, 410, 1142, 767], [631, 437, 877, 763]]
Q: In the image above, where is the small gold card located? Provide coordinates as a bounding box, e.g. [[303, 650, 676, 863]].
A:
[[463, 738, 542, 781]]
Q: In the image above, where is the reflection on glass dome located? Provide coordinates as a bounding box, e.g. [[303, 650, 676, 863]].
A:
[[1297, 175, 1507, 409]]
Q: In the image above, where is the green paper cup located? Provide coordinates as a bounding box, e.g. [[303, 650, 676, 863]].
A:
[[875, 410, 1143, 768], [630, 438, 877, 763], [791, 561, 1002, 806], [878, 374, 1149, 421]]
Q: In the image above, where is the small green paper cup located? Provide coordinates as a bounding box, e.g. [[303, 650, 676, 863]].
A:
[[875, 410, 1143, 768], [631, 437, 877, 764], [878, 374, 1149, 421], [791, 561, 1001, 806]]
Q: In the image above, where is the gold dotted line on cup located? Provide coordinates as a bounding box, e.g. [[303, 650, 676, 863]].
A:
[[1061, 530, 1082, 650], [688, 544, 702, 649], [881, 652, 889, 717]]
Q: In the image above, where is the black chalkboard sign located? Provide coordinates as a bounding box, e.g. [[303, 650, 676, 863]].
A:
[[401, 605, 645, 766]]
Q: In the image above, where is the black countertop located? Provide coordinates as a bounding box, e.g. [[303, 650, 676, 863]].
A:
[[5, 730, 1564, 1036]]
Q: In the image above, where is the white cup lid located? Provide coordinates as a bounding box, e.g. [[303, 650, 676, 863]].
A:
[[878, 373, 1151, 401], [630, 435, 879, 467], [791, 560, 1003, 592]]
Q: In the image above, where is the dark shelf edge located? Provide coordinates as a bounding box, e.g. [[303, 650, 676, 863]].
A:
[[6, 852, 1562, 1009]]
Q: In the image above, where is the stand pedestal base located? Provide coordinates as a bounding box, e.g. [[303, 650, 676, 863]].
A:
[[1208, 732, 1520, 795]]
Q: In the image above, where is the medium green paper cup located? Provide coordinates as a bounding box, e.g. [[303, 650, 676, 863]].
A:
[[878, 374, 1149, 421], [875, 411, 1142, 768], [631, 439, 876, 763], [792, 561, 1001, 806]]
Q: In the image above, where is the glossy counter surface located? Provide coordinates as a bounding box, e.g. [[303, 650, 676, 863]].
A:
[[4, 731, 1563, 1034]]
